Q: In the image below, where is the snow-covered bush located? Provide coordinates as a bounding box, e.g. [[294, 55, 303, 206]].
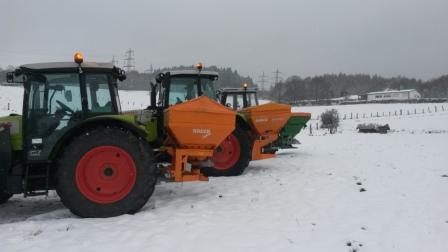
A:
[[320, 109, 339, 134]]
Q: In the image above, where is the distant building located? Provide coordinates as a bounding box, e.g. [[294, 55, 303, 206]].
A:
[[366, 89, 421, 101]]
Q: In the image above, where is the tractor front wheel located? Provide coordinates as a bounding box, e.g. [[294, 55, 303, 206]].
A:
[[56, 127, 156, 218], [201, 127, 251, 177], [0, 192, 12, 204]]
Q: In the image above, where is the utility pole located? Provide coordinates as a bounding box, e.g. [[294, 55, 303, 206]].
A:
[[111, 56, 118, 66], [272, 68, 281, 102], [258, 71, 268, 92], [123, 49, 136, 72]]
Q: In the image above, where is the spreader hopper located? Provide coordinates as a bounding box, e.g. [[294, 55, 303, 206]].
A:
[[164, 96, 237, 181], [241, 103, 292, 160]]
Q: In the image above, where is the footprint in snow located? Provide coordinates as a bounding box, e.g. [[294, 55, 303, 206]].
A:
[[346, 240, 363, 252]]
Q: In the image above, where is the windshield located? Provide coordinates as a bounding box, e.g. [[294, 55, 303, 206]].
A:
[[168, 76, 217, 105]]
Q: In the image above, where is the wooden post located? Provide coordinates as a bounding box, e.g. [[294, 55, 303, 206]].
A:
[[435, 106, 437, 112], [400, 109, 402, 116], [414, 108, 416, 114], [350, 113, 353, 119]]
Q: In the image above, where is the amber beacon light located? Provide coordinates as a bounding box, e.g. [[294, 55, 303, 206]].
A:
[[74, 52, 84, 64], [195, 62, 203, 71]]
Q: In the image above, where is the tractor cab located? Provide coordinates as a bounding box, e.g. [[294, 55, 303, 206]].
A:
[[6, 54, 126, 162], [150, 63, 219, 108], [218, 87, 259, 110]]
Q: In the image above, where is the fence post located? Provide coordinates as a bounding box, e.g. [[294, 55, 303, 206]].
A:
[[422, 108, 425, 114], [343, 114, 346, 120], [309, 124, 312, 135], [389, 111, 391, 117], [316, 122, 319, 130], [363, 113, 365, 118], [414, 108, 417, 114], [407, 110, 410, 115], [7, 103, 10, 110], [435, 106, 437, 112], [350, 113, 353, 119], [356, 113, 358, 119], [395, 111, 397, 116], [400, 109, 402, 116]]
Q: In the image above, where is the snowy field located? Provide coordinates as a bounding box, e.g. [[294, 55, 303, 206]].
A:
[[1, 85, 448, 252]]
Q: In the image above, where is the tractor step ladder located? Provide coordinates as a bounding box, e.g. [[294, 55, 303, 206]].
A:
[[24, 164, 50, 197]]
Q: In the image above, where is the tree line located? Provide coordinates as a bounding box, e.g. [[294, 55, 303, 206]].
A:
[[270, 73, 448, 102]]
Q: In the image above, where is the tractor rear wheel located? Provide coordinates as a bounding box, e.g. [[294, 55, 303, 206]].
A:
[[0, 192, 12, 204], [201, 127, 251, 177], [56, 127, 156, 218]]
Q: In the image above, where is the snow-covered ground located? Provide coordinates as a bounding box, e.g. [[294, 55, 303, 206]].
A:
[[1, 86, 448, 252]]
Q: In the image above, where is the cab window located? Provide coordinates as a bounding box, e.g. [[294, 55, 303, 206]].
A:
[[168, 77, 198, 105], [86, 74, 113, 114]]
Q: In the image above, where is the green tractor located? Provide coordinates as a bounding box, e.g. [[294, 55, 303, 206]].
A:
[[217, 86, 311, 151], [0, 55, 255, 217], [0, 54, 309, 218]]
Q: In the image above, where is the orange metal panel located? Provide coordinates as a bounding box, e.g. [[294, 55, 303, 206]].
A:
[[241, 102, 292, 136], [164, 96, 236, 149]]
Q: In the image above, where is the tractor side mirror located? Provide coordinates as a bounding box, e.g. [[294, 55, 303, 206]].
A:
[[65, 90, 73, 102], [156, 73, 165, 83], [6, 72, 14, 83]]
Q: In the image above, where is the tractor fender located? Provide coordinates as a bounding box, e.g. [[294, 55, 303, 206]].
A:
[[49, 116, 148, 160], [236, 114, 251, 131]]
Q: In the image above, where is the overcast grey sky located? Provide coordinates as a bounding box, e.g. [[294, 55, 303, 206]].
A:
[[1, 0, 447, 81]]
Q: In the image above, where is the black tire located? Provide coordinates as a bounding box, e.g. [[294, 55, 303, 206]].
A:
[[201, 127, 251, 177], [0, 192, 12, 205], [55, 127, 156, 218]]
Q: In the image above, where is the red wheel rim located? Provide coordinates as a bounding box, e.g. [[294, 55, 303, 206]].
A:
[[212, 134, 241, 170], [75, 146, 136, 204]]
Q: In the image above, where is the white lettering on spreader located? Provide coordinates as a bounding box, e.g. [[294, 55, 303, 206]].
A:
[[255, 118, 268, 123], [192, 128, 212, 139]]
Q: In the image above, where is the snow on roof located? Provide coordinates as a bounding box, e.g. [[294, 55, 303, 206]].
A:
[[21, 62, 114, 71], [367, 89, 417, 95], [169, 70, 218, 76]]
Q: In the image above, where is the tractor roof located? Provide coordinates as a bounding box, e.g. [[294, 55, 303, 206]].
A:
[[169, 70, 219, 77], [20, 62, 115, 72], [218, 87, 258, 93]]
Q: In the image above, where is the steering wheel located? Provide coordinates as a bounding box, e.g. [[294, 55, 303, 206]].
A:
[[56, 100, 75, 115]]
